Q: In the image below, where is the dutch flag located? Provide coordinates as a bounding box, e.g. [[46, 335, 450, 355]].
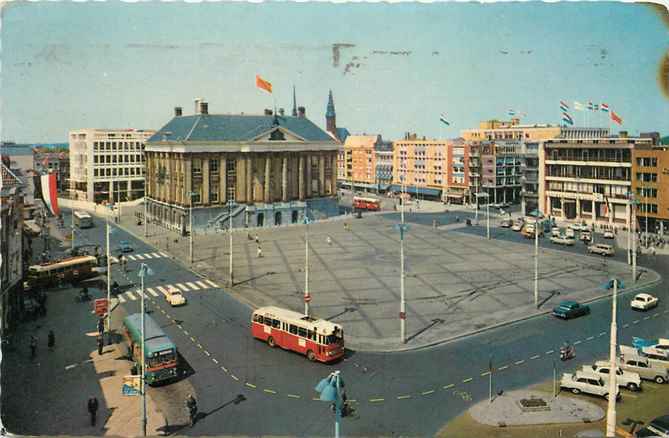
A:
[[559, 101, 569, 112]]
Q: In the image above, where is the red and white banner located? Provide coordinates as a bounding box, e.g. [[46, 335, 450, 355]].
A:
[[34, 172, 60, 216]]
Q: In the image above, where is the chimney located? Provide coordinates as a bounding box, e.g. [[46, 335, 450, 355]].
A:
[[264, 109, 273, 116], [298, 106, 306, 118], [194, 98, 203, 114], [278, 108, 285, 116], [200, 101, 208, 115], [174, 106, 183, 117]]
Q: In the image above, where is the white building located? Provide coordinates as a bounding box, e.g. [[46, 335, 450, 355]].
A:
[[69, 129, 155, 203]]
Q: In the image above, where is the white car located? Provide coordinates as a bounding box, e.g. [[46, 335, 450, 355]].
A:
[[551, 227, 561, 238], [603, 230, 615, 239], [588, 243, 615, 256], [569, 223, 588, 232], [585, 361, 642, 391], [550, 235, 575, 246], [565, 228, 575, 238], [165, 286, 187, 307], [631, 293, 659, 311], [512, 222, 523, 232], [560, 370, 620, 399]]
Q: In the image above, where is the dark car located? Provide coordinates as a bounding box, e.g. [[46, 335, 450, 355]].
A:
[[552, 300, 591, 320], [635, 415, 669, 437], [117, 240, 134, 253]]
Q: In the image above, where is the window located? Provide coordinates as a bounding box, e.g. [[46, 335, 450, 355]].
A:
[[272, 319, 280, 328], [263, 317, 272, 326], [298, 327, 307, 338], [289, 324, 298, 335], [210, 185, 219, 203], [253, 314, 263, 323], [192, 159, 202, 175], [210, 159, 219, 174]]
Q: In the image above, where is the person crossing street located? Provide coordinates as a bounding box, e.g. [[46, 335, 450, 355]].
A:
[[47, 330, 55, 351], [87, 396, 99, 426], [185, 394, 198, 427]]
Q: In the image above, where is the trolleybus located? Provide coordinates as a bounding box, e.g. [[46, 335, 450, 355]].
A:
[[24, 255, 98, 290], [122, 313, 179, 385], [73, 211, 93, 228], [353, 196, 381, 211], [251, 306, 345, 363]]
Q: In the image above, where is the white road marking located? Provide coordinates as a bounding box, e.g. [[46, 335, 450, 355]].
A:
[[287, 394, 301, 399], [118, 295, 126, 303], [623, 324, 630, 328], [480, 371, 491, 377], [135, 290, 146, 298], [462, 378, 473, 383], [205, 279, 218, 288], [421, 390, 435, 395], [498, 365, 509, 371], [176, 283, 189, 292], [196, 281, 208, 289], [644, 316, 651, 320], [143, 253, 153, 259], [545, 350, 554, 355], [514, 360, 525, 365], [159, 252, 169, 257], [212, 358, 218, 364], [150, 252, 161, 258], [127, 255, 137, 261], [126, 291, 137, 301], [135, 254, 145, 260], [186, 282, 200, 290], [633, 320, 640, 325], [146, 288, 159, 297], [599, 332, 607, 337], [586, 336, 595, 341], [157, 286, 169, 297], [530, 354, 541, 360], [397, 395, 411, 400], [574, 340, 582, 345], [443, 384, 455, 389]]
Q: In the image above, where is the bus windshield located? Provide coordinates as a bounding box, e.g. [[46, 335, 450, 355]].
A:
[[147, 349, 176, 367], [325, 334, 343, 345]]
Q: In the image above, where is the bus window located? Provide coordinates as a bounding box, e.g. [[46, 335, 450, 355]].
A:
[[289, 324, 298, 335], [308, 330, 316, 341], [263, 317, 272, 326], [272, 319, 280, 328], [298, 327, 307, 338]]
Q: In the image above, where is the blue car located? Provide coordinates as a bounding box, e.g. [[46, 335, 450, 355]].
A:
[[552, 300, 590, 320], [118, 240, 134, 253]]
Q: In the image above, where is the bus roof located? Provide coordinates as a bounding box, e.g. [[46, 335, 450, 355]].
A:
[[353, 196, 380, 202], [74, 210, 92, 217], [123, 313, 175, 354], [254, 306, 343, 336], [29, 255, 98, 271]]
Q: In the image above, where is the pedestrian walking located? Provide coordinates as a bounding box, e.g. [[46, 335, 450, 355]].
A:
[[256, 245, 263, 258], [47, 330, 55, 351], [185, 394, 198, 427], [254, 233, 259, 244], [326, 236, 332, 246], [97, 318, 104, 336], [87, 396, 99, 426], [97, 335, 104, 356], [29, 335, 37, 359]]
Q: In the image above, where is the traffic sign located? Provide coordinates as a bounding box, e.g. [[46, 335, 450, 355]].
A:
[[399, 312, 406, 320], [304, 293, 312, 303], [94, 298, 108, 317]]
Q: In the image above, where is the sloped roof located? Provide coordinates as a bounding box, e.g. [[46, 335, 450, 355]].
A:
[[148, 114, 336, 143]]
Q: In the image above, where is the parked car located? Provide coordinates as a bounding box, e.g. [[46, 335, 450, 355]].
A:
[[117, 240, 134, 253], [580, 231, 592, 243], [604, 230, 615, 239], [512, 221, 523, 232], [164, 286, 187, 307], [499, 219, 513, 228], [618, 353, 669, 384], [522, 224, 544, 238], [588, 243, 615, 256], [565, 227, 576, 238], [560, 371, 620, 399], [550, 235, 576, 246], [569, 223, 589, 232], [551, 227, 561, 238], [586, 361, 642, 391], [552, 300, 590, 319], [635, 415, 669, 437], [631, 293, 659, 311], [621, 345, 669, 370]]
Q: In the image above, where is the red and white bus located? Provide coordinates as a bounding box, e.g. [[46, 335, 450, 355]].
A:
[[251, 306, 345, 363], [353, 196, 381, 211]]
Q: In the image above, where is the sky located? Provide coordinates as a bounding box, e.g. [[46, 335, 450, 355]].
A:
[[1, 1, 668, 143]]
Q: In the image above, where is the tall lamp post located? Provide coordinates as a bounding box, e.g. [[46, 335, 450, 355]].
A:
[[71, 208, 76, 248], [304, 207, 312, 317], [188, 191, 198, 265], [143, 197, 148, 237], [315, 371, 346, 438], [606, 278, 620, 437], [105, 206, 113, 336], [395, 222, 409, 344], [227, 199, 234, 286], [629, 193, 638, 282], [138, 263, 153, 437], [475, 192, 490, 239], [533, 210, 544, 308]]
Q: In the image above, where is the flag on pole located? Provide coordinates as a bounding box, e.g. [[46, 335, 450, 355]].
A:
[[600, 103, 609, 113], [255, 75, 272, 93], [562, 112, 574, 125], [439, 114, 450, 126], [611, 111, 623, 125], [588, 101, 594, 111], [573, 101, 585, 111], [508, 109, 516, 117], [559, 100, 569, 112], [593, 104, 599, 111]]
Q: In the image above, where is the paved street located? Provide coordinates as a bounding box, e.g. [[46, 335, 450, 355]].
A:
[[4, 208, 669, 437]]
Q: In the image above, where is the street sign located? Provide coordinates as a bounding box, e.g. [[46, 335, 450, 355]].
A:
[[122, 375, 140, 396], [94, 298, 108, 317]]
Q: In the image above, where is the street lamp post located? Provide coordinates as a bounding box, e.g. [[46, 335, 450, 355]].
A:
[[106, 212, 112, 336], [71, 208, 75, 248], [315, 371, 346, 438], [144, 197, 148, 237], [395, 222, 409, 344], [475, 193, 490, 239], [534, 214, 539, 308], [606, 278, 619, 437], [304, 207, 312, 317], [629, 194, 638, 283], [228, 199, 234, 287], [188, 191, 197, 265], [138, 263, 152, 437]]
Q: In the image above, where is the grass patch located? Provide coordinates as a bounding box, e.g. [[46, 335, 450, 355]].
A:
[[436, 379, 669, 438]]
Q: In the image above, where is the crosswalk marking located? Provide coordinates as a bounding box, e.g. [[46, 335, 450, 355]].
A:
[[146, 288, 159, 297], [118, 295, 126, 303], [135, 254, 145, 260], [150, 252, 161, 258], [159, 252, 169, 257], [205, 279, 218, 288], [126, 291, 137, 301], [196, 281, 208, 289], [144, 253, 153, 259], [186, 282, 200, 290], [176, 283, 189, 292], [127, 255, 137, 261], [157, 286, 169, 296]]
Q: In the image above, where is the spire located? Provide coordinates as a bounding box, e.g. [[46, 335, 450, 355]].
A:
[[292, 85, 298, 117], [326, 89, 336, 118]]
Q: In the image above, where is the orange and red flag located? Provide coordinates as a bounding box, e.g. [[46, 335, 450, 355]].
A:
[[255, 75, 272, 94], [610, 111, 623, 125]]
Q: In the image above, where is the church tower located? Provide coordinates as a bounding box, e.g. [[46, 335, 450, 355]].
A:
[[325, 90, 337, 138]]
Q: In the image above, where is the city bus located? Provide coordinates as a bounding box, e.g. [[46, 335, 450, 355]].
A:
[[251, 306, 345, 363], [353, 196, 381, 211], [73, 211, 93, 228], [122, 313, 179, 385], [24, 255, 98, 290]]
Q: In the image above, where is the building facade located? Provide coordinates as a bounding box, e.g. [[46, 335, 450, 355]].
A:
[[631, 137, 669, 234], [338, 135, 385, 191], [375, 140, 393, 191], [69, 129, 154, 203], [145, 101, 340, 232], [539, 135, 653, 228], [1, 161, 24, 336], [391, 134, 448, 199]]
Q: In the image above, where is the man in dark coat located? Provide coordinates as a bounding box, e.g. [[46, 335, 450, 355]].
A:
[[87, 396, 99, 426], [97, 335, 104, 356]]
